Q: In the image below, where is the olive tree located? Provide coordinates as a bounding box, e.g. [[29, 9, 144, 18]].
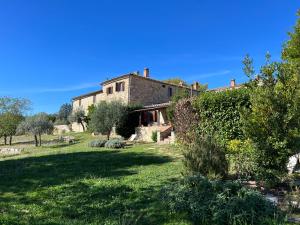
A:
[[0, 112, 23, 145], [0, 97, 30, 145], [68, 107, 87, 131], [17, 113, 54, 146], [0, 97, 31, 115], [89, 101, 126, 140]]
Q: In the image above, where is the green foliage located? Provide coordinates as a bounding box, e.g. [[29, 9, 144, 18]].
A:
[[87, 104, 96, 118], [0, 112, 23, 145], [88, 139, 107, 147], [151, 131, 158, 142], [162, 175, 286, 225], [104, 138, 125, 149], [282, 10, 300, 66], [89, 101, 126, 140], [17, 113, 54, 146], [116, 104, 142, 139], [242, 55, 300, 185], [227, 139, 257, 179], [0, 97, 30, 145], [183, 135, 228, 178], [47, 113, 57, 124], [194, 88, 250, 147], [163, 78, 188, 86], [56, 103, 72, 125]]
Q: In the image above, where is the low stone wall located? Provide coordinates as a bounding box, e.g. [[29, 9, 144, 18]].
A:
[[0, 148, 22, 156], [54, 125, 71, 135], [135, 126, 160, 142], [71, 122, 86, 132]]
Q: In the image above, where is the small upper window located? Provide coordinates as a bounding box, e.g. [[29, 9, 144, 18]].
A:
[[116, 82, 125, 92], [162, 84, 166, 88], [93, 95, 96, 103], [168, 87, 173, 97], [79, 99, 82, 106], [107, 86, 113, 95]]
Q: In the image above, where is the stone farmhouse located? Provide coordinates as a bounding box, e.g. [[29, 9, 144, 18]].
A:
[[72, 68, 238, 142]]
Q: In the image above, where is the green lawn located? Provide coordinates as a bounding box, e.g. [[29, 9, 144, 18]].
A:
[[0, 133, 189, 225]]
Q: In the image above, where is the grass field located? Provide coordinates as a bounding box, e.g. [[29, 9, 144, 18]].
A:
[[0, 133, 189, 225]]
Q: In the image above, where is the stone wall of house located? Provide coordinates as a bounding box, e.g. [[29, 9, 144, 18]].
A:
[[102, 77, 130, 104], [129, 75, 197, 106], [71, 122, 86, 132], [72, 77, 130, 114]]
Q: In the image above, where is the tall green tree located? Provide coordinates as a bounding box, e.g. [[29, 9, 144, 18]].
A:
[[56, 103, 72, 124], [282, 10, 300, 66], [89, 101, 126, 140], [242, 54, 300, 185]]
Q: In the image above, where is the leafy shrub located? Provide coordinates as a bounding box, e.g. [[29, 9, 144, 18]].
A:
[[183, 135, 228, 178], [104, 139, 125, 149], [193, 88, 250, 147], [151, 131, 157, 142], [162, 175, 286, 225], [116, 104, 142, 139], [88, 139, 107, 147], [227, 139, 257, 179]]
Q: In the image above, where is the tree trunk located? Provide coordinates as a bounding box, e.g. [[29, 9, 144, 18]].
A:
[[34, 135, 38, 147], [80, 121, 85, 131], [39, 133, 42, 146], [9, 136, 12, 145], [4, 135, 7, 145]]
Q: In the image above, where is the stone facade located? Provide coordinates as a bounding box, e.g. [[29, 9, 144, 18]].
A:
[[71, 70, 199, 132], [73, 76, 130, 114], [129, 75, 197, 105]]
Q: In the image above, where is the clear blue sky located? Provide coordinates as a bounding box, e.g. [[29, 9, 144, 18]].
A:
[[0, 1, 299, 113]]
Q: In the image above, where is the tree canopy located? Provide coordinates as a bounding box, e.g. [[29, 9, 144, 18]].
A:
[[89, 101, 126, 140], [17, 113, 54, 146], [0, 97, 30, 145], [56, 103, 72, 125], [241, 54, 300, 185], [0, 97, 31, 115]]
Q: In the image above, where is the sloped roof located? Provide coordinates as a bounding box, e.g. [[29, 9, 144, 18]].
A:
[[72, 90, 103, 100], [133, 102, 171, 112]]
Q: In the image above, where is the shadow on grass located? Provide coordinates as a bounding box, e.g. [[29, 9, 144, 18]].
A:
[[0, 150, 175, 224], [0, 150, 171, 193]]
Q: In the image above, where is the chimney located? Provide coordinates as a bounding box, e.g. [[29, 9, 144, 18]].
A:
[[230, 79, 236, 88], [143, 68, 149, 78], [179, 81, 183, 86]]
